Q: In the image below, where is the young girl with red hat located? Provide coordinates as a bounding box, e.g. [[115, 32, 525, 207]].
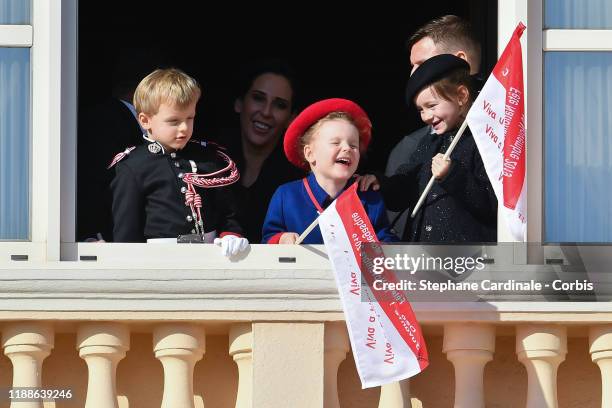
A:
[[262, 98, 398, 244]]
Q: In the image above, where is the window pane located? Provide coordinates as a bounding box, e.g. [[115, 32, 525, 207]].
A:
[[545, 52, 612, 243], [0, 48, 30, 240], [545, 0, 612, 29], [0, 0, 30, 24]]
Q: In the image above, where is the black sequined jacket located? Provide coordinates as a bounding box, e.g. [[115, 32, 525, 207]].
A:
[[379, 128, 497, 243]]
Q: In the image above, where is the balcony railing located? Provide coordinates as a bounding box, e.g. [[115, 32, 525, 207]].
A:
[[0, 244, 610, 407]]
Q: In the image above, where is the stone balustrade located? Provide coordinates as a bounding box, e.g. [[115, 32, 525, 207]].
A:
[[0, 320, 608, 407]]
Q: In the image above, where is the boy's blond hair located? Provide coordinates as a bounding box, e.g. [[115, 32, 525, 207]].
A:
[[134, 68, 201, 115], [299, 112, 358, 167]]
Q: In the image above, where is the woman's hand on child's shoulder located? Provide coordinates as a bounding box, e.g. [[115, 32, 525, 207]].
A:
[[279, 232, 300, 244], [431, 153, 451, 180], [354, 174, 380, 192]]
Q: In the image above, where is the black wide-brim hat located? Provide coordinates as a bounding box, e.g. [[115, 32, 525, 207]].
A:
[[405, 54, 470, 103]]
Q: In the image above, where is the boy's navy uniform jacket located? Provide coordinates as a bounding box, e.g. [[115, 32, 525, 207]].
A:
[[380, 129, 497, 243], [110, 139, 243, 242], [262, 172, 399, 244]]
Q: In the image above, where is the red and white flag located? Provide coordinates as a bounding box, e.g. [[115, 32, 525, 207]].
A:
[[318, 184, 428, 388], [466, 23, 527, 241]]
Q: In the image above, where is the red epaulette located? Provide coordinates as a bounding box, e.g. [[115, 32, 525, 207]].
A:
[[107, 146, 136, 169]]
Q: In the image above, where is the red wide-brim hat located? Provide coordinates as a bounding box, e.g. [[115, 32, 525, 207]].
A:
[[283, 98, 372, 170]]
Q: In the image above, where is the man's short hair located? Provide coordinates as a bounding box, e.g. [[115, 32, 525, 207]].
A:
[[408, 15, 481, 72], [134, 68, 201, 115]]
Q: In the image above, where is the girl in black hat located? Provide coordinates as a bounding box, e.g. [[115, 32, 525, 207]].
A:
[[359, 54, 497, 243]]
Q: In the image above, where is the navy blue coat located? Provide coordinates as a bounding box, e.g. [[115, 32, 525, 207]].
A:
[[263, 172, 399, 244]]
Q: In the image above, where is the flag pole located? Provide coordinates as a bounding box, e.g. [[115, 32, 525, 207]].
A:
[[410, 119, 470, 218], [295, 217, 320, 245]]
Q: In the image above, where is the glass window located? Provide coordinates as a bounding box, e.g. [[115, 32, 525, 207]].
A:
[[544, 52, 612, 243], [0, 47, 30, 240], [545, 0, 612, 29], [0, 0, 30, 24]]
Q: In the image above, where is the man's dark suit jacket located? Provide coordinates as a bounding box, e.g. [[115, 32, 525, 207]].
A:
[[384, 125, 430, 239]]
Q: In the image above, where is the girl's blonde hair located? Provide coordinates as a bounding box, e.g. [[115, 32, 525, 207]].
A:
[[299, 112, 358, 166], [134, 68, 201, 115]]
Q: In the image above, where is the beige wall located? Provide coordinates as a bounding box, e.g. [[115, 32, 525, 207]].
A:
[[557, 337, 601, 408], [338, 351, 380, 407]]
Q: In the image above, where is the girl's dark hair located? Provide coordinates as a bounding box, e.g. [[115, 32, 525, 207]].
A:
[[234, 58, 300, 112], [430, 67, 474, 106]]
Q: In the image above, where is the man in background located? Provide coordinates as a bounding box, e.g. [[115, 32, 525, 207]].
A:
[[385, 15, 482, 238]]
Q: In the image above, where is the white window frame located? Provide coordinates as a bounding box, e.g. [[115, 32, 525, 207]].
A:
[[0, 0, 76, 263], [540, 2, 612, 245], [0, 6, 36, 260], [494, 1, 543, 254], [499, 0, 612, 252], [0, 23, 32, 260]]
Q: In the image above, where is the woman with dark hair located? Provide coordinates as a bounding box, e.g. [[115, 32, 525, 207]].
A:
[[226, 59, 304, 242]]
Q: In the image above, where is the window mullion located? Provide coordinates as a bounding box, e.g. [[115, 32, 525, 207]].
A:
[[544, 29, 612, 51], [0, 25, 32, 46]]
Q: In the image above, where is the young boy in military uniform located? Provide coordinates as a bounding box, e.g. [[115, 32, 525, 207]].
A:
[[109, 68, 249, 256]]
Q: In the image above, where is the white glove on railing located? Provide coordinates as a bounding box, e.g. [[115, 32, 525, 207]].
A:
[[214, 235, 249, 257]]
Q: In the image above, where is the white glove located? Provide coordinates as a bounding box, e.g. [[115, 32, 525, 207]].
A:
[[214, 235, 250, 257]]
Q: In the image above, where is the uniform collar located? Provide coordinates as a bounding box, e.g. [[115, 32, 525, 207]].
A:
[[142, 134, 167, 155]]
